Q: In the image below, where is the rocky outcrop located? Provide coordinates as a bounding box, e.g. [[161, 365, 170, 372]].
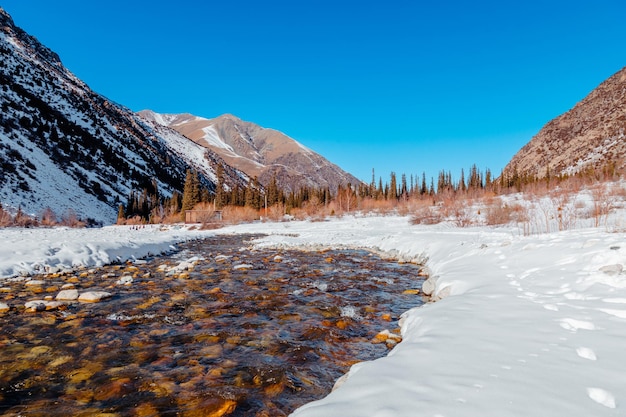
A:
[[504, 67, 626, 178]]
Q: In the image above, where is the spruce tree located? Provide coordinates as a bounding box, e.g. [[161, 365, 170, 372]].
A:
[[215, 165, 226, 209], [117, 204, 125, 223], [267, 175, 279, 206], [389, 172, 398, 200], [181, 169, 200, 213]]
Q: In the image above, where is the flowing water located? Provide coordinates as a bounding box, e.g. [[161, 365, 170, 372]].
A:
[[0, 234, 426, 416]]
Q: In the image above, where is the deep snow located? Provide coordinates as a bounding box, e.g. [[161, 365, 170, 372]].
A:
[[1, 213, 625, 416]]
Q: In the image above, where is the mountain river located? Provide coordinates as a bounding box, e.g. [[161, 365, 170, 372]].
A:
[[0, 234, 426, 416]]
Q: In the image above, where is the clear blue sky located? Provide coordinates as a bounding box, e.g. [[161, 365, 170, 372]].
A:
[[3, 1, 625, 184]]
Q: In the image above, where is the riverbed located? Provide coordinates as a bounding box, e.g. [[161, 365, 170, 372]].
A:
[[0, 234, 426, 416]]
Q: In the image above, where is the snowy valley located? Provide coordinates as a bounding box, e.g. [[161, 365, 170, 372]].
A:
[[1, 183, 626, 415]]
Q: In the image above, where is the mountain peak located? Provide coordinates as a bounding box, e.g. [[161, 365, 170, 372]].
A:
[[0, 7, 62, 68], [138, 111, 361, 191]]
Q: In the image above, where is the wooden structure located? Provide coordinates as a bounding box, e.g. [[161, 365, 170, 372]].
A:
[[184, 210, 222, 224]]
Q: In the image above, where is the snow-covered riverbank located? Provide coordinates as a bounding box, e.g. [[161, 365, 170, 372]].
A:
[[1, 214, 625, 416]]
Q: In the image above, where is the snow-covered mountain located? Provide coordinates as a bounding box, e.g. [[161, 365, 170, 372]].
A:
[[504, 66, 626, 178], [0, 8, 248, 223], [138, 111, 362, 192]]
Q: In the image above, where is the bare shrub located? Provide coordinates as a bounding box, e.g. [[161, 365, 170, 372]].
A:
[[591, 185, 618, 227], [14, 208, 37, 227], [410, 206, 443, 225], [485, 198, 528, 226], [39, 207, 57, 226], [0, 205, 13, 227], [191, 202, 217, 224], [149, 205, 166, 224], [59, 209, 85, 228], [359, 198, 396, 215], [123, 215, 145, 226], [222, 206, 259, 224], [265, 203, 286, 221], [452, 200, 475, 227]]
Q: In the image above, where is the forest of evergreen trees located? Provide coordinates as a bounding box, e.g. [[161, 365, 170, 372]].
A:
[[118, 162, 622, 224]]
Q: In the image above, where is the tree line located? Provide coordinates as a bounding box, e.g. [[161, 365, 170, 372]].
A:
[[117, 162, 623, 224]]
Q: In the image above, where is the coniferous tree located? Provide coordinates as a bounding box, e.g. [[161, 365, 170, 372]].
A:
[[400, 173, 408, 199], [459, 168, 466, 192], [181, 169, 201, 213], [389, 172, 398, 200], [215, 165, 226, 209], [267, 175, 279, 206], [485, 169, 492, 191], [117, 204, 125, 224]]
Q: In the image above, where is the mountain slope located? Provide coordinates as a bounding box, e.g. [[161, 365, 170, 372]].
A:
[[0, 8, 247, 223], [138, 111, 362, 192], [504, 67, 626, 178]]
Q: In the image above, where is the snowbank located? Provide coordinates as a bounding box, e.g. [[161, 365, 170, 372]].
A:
[[1, 214, 625, 416], [0, 225, 215, 277]]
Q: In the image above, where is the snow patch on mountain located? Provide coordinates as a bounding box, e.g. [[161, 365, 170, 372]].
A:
[[201, 125, 234, 151]]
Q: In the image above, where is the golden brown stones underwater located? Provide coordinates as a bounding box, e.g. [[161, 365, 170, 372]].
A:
[[0, 234, 427, 416]]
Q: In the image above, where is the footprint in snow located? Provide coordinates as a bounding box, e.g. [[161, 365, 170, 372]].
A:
[[559, 318, 595, 332], [576, 347, 597, 361], [587, 387, 616, 409]]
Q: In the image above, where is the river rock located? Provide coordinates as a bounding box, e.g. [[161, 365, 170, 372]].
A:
[[421, 275, 438, 296], [0, 302, 9, 312], [78, 291, 112, 303], [25, 300, 65, 312], [116, 276, 134, 285], [25, 279, 45, 286], [56, 289, 79, 301], [24, 300, 46, 312]]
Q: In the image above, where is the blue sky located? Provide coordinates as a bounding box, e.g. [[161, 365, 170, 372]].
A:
[[3, 1, 625, 184]]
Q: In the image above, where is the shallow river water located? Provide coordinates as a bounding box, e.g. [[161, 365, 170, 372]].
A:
[[0, 234, 426, 416]]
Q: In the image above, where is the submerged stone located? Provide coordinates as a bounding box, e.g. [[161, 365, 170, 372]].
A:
[[56, 289, 79, 301], [116, 276, 134, 285], [78, 291, 112, 303]]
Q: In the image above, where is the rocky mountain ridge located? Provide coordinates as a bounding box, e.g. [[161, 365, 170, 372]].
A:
[[504, 66, 626, 178], [0, 7, 248, 223], [138, 111, 362, 192]]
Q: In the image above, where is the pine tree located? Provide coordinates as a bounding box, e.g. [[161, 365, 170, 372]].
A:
[[215, 165, 226, 209], [389, 172, 398, 200], [181, 169, 201, 213], [117, 204, 125, 224], [267, 175, 279, 206], [400, 173, 408, 199], [459, 168, 466, 192]]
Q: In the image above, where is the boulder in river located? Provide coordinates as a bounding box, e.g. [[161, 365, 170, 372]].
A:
[[56, 289, 79, 301], [78, 291, 112, 303]]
